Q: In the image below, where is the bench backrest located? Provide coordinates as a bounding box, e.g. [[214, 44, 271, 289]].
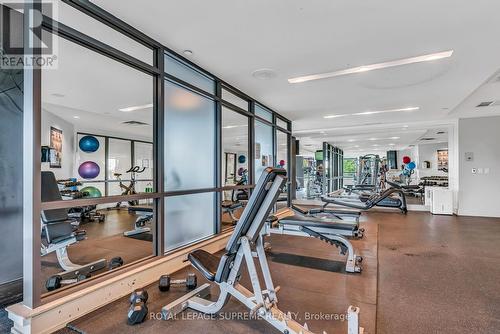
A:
[[41, 171, 69, 223], [225, 168, 286, 253]]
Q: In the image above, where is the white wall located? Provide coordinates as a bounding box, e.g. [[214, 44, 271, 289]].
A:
[[41, 110, 75, 180], [416, 142, 449, 178], [458, 116, 500, 217], [398, 147, 419, 169]]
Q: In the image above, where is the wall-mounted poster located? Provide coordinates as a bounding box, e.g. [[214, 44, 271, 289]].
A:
[[437, 149, 448, 172], [50, 126, 62, 168]]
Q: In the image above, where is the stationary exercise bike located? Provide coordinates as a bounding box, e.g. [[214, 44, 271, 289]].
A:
[[114, 166, 146, 207]]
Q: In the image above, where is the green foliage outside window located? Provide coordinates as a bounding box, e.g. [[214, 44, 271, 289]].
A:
[[343, 159, 356, 176]]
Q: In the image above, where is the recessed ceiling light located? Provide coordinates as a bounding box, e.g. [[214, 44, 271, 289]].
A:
[[390, 136, 400, 139], [324, 114, 349, 119], [73, 116, 80, 119], [119, 103, 153, 112], [353, 107, 419, 116], [372, 144, 379, 147], [354, 145, 360, 148], [347, 139, 355, 142], [183, 50, 193, 56], [324, 107, 418, 119], [252, 68, 277, 80], [288, 50, 454, 83], [369, 138, 377, 141], [389, 143, 395, 146]]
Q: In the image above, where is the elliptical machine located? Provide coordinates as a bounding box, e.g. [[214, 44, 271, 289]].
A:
[[114, 166, 146, 208]]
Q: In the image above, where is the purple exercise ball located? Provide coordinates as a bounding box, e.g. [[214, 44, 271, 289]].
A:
[[78, 161, 100, 179]]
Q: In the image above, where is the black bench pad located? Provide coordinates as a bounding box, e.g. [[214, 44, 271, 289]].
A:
[[128, 206, 153, 213], [188, 249, 221, 282], [279, 215, 357, 231]]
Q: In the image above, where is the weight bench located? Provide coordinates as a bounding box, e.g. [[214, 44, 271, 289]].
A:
[[322, 187, 408, 214], [41, 172, 107, 284], [292, 203, 361, 222], [264, 208, 363, 273], [221, 200, 244, 224], [162, 168, 363, 334], [124, 206, 153, 236]]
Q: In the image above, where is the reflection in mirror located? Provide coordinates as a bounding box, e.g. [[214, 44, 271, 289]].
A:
[[221, 107, 249, 230], [254, 120, 274, 180], [277, 131, 289, 207], [40, 34, 155, 294]]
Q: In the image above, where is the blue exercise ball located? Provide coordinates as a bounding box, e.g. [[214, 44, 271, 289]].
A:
[[238, 155, 246, 164], [407, 161, 416, 170], [79, 136, 100, 153], [78, 161, 100, 179]]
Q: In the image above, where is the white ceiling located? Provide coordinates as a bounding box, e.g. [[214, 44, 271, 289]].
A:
[[42, 33, 154, 141], [59, 1, 500, 153]]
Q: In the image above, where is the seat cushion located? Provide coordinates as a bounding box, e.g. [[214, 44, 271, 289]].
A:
[[188, 249, 221, 282]]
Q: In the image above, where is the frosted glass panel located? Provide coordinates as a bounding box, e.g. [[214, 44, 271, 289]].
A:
[[165, 192, 215, 251], [277, 117, 288, 130], [222, 107, 249, 187], [254, 120, 274, 180], [165, 54, 214, 93], [255, 104, 272, 122], [222, 89, 248, 110], [164, 81, 215, 190]]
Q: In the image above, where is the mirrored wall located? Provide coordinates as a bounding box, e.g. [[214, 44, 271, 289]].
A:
[[24, 1, 292, 305]]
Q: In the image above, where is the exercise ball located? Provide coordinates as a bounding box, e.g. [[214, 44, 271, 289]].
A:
[[238, 155, 246, 164], [78, 161, 100, 179], [402, 156, 411, 164], [79, 136, 100, 153], [407, 161, 416, 170], [80, 186, 102, 198], [279, 159, 286, 167]]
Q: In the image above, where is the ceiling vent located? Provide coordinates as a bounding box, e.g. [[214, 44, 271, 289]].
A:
[[476, 101, 494, 107], [122, 120, 149, 126], [420, 137, 435, 141]]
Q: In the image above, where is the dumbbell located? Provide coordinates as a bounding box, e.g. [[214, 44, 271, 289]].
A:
[[46, 273, 90, 291], [109, 256, 124, 270], [127, 289, 148, 325], [158, 273, 197, 292]]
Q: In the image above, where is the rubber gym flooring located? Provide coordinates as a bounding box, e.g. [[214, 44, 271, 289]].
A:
[[41, 209, 153, 294], [55, 217, 378, 334], [4, 210, 500, 333]]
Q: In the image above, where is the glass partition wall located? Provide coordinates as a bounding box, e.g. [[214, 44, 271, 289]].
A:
[[23, 1, 292, 307]]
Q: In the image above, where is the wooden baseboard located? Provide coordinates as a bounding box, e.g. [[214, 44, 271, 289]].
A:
[[0, 278, 22, 308], [7, 232, 231, 334]]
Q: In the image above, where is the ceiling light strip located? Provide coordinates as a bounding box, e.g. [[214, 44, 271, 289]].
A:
[[289, 50, 453, 84]]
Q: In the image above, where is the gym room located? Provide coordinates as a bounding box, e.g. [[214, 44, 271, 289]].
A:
[[1, 1, 499, 333]]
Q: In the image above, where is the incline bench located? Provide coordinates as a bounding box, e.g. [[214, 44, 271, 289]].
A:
[[322, 187, 408, 214], [41, 172, 107, 286], [264, 207, 363, 273], [162, 168, 363, 334]]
